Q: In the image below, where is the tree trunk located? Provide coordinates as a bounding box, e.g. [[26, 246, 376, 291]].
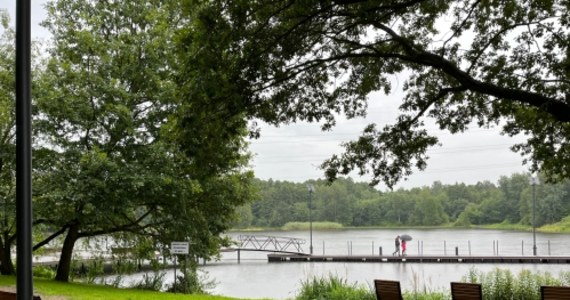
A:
[[55, 223, 79, 282], [0, 236, 15, 275]]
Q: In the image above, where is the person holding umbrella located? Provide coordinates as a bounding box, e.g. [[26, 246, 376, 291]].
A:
[[392, 235, 400, 256], [400, 234, 412, 256]]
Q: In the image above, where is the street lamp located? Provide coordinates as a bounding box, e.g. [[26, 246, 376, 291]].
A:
[[529, 175, 539, 256], [307, 184, 314, 255]]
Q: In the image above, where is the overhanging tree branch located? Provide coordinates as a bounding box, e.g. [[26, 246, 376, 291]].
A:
[[373, 23, 570, 122], [441, 0, 483, 53], [408, 86, 468, 126], [78, 209, 154, 238], [33, 224, 70, 251]]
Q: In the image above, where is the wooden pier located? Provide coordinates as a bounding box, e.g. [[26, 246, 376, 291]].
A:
[[267, 254, 570, 264]]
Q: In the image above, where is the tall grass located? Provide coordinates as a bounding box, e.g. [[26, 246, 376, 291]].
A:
[[462, 267, 570, 300], [406, 268, 450, 300], [402, 292, 449, 300], [294, 268, 570, 300], [540, 215, 570, 233], [281, 222, 344, 230], [295, 275, 375, 300], [480, 221, 531, 231]]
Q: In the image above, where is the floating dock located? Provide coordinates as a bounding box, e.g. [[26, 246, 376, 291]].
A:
[[267, 254, 570, 264]]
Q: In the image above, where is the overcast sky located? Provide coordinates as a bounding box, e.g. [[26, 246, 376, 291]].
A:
[[2, 2, 531, 190], [250, 90, 529, 190]]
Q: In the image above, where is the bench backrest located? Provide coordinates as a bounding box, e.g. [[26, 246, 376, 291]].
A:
[[374, 279, 403, 300], [0, 290, 41, 300], [450, 282, 482, 300], [541, 285, 570, 300]]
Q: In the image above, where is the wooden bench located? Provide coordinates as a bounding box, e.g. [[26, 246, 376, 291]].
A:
[[450, 282, 482, 300], [0, 290, 41, 300], [541, 285, 570, 300], [373, 279, 403, 300]]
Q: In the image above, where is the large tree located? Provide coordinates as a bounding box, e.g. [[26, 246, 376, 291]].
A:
[[34, 0, 254, 282], [0, 10, 48, 275], [0, 10, 17, 275], [182, 0, 570, 188]]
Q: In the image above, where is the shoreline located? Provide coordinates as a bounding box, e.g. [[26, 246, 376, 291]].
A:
[[229, 224, 570, 234]]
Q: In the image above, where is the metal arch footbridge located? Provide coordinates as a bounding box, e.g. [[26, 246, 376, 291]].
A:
[[224, 235, 307, 256]]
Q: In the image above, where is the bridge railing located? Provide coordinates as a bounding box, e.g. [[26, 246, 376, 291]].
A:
[[237, 235, 306, 253]]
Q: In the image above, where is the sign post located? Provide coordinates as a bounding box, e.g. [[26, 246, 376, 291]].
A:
[[170, 241, 189, 293]]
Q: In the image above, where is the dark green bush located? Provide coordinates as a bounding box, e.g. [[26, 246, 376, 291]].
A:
[[131, 271, 166, 291], [32, 265, 56, 279]]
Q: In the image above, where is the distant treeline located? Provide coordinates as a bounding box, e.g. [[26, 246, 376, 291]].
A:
[[233, 174, 570, 228]]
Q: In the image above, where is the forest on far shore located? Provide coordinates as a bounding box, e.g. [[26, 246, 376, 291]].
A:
[[233, 174, 570, 230]]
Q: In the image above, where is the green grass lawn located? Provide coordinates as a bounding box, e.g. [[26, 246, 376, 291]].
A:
[[0, 276, 261, 300]]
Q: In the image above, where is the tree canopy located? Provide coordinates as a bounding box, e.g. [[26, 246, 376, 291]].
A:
[[184, 0, 570, 188], [0, 9, 47, 275], [245, 174, 570, 229], [0, 10, 17, 275], [26, 0, 256, 281]]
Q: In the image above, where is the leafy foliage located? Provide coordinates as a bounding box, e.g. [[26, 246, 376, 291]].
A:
[[131, 271, 166, 292], [29, 0, 256, 282], [243, 174, 570, 229], [0, 9, 16, 275], [32, 266, 56, 280], [166, 258, 216, 295], [0, 8, 47, 275], [184, 0, 570, 188]]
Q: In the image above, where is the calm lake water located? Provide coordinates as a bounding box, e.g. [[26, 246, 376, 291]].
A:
[[111, 229, 570, 299]]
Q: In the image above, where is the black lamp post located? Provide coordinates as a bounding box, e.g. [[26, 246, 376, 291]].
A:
[[529, 175, 539, 256], [16, 0, 34, 298], [307, 184, 314, 255]]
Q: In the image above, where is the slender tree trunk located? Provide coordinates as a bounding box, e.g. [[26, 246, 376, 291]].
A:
[[0, 236, 15, 275], [55, 223, 79, 282]]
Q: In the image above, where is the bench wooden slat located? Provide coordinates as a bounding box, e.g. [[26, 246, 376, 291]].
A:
[[374, 279, 403, 300], [451, 282, 482, 300], [0, 290, 41, 300], [541, 286, 570, 300]]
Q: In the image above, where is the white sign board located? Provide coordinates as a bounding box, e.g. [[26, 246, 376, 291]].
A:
[[170, 241, 189, 254]]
